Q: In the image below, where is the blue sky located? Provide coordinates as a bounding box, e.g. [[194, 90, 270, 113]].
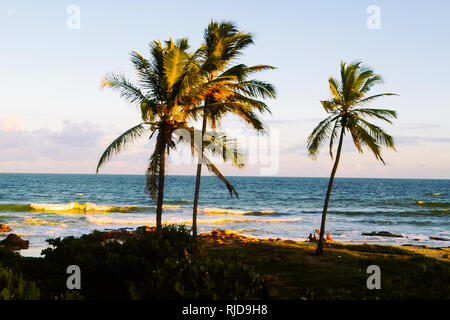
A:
[[0, 0, 449, 178]]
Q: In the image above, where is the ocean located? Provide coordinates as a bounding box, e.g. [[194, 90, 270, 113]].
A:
[[0, 174, 448, 256]]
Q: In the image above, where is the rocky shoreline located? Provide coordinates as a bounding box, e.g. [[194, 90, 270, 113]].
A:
[[1, 224, 449, 255]]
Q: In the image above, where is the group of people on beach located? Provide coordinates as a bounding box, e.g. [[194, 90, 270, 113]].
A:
[[307, 229, 333, 242]]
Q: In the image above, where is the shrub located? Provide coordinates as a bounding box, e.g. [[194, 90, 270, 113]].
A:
[[0, 265, 40, 300], [36, 225, 267, 299]]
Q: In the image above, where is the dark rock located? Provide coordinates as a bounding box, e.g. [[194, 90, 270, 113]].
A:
[[0, 224, 12, 233], [94, 226, 157, 242], [430, 236, 450, 241], [362, 231, 403, 238], [0, 234, 29, 250], [135, 226, 156, 235], [100, 228, 133, 240]]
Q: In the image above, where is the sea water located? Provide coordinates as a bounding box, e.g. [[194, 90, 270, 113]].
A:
[[0, 174, 448, 256]]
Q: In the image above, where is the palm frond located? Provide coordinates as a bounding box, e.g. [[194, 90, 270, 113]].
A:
[[352, 108, 397, 124], [230, 80, 277, 100], [321, 100, 340, 113], [357, 93, 398, 105], [203, 153, 239, 198], [219, 64, 276, 81], [203, 131, 245, 167], [328, 119, 341, 159], [348, 121, 385, 163], [164, 38, 191, 91], [328, 77, 341, 101], [172, 127, 242, 196], [96, 124, 148, 173], [360, 74, 383, 94], [101, 73, 147, 106], [307, 114, 340, 158], [354, 116, 396, 150]]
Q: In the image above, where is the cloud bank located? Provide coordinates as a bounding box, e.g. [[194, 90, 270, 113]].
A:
[[0, 116, 148, 173], [0, 116, 449, 178]]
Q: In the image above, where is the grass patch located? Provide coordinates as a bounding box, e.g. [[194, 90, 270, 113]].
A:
[[204, 236, 450, 300]]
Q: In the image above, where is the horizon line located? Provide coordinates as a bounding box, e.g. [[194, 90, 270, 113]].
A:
[[0, 172, 448, 180]]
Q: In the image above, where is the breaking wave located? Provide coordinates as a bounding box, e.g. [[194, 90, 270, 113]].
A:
[[86, 216, 303, 226], [202, 207, 276, 216], [0, 203, 148, 214], [161, 205, 181, 209]]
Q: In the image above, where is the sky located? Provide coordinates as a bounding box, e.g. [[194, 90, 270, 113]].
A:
[[0, 0, 449, 178]]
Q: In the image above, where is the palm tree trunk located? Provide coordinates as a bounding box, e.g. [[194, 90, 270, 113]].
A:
[[156, 145, 166, 238], [192, 114, 207, 237], [315, 125, 345, 256]]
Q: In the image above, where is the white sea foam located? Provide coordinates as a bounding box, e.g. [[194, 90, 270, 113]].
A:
[[161, 205, 181, 209], [202, 207, 275, 215], [29, 202, 141, 213], [86, 216, 303, 226], [22, 216, 68, 227]]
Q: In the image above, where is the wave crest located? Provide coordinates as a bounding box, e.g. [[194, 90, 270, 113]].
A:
[[0, 203, 147, 214], [202, 207, 276, 216]]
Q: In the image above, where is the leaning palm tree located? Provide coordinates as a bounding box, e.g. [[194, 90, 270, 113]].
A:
[[307, 61, 397, 255], [96, 38, 209, 236], [190, 20, 277, 237]]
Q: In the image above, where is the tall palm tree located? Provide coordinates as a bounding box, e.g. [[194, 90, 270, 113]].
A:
[[96, 38, 207, 236], [190, 20, 277, 237], [307, 61, 397, 255]]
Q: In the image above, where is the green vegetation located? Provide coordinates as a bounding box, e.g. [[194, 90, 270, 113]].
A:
[[307, 61, 398, 255], [1, 227, 449, 300], [206, 238, 450, 300], [0, 226, 266, 300], [0, 265, 40, 300]]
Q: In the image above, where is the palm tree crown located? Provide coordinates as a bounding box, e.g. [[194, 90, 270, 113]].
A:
[[97, 39, 197, 196], [192, 20, 277, 130], [307, 61, 397, 162]]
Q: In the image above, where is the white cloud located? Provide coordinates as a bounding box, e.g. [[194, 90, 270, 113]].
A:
[[7, 9, 16, 15], [0, 115, 22, 132], [0, 117, 448, 178], [0, 119, 150, 173]]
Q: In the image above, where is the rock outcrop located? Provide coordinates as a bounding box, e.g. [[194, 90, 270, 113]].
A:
[[0, 224, 12, 233], [362, 231, 403, 238], [430, 236, 450, 241], [0, 234, 29, 250], [199, 229, 258, 245]]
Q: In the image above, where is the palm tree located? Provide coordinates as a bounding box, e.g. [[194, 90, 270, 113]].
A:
[[96, 38, 206, 236], [190, 20, 277, 237], [307, 61, 397, 255]]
